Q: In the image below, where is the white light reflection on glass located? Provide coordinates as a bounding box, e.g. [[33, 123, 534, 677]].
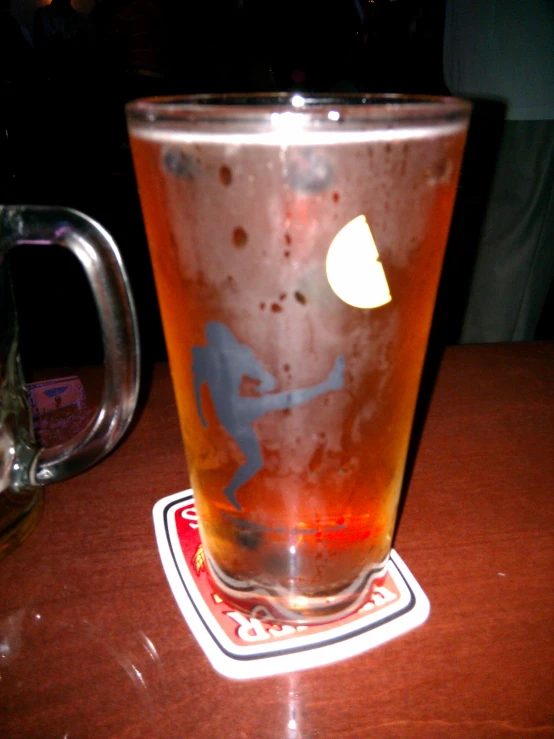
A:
[[270, 112, 304, 132], [291, 94, 305, 108], [138, 630, 160, 663], [287, 674, 300, 738], [130, 664, 145, 688], [328, 110, 340, 121]]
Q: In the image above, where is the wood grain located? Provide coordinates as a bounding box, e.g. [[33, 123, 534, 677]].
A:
[[1, 344, 553, 738]]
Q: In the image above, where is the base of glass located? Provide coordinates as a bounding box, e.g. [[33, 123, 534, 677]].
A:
[[206, 552, 389, 625], [0, 487, 44, 561]]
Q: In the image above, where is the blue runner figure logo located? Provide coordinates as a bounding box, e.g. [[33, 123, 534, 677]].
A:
[[192, 321, 345, 510]]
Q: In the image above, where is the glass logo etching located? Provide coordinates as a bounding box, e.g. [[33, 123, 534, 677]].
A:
[[192, 321, 344, 510]]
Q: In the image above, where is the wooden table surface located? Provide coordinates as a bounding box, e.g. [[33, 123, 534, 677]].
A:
[[1, 343, 553, 738]]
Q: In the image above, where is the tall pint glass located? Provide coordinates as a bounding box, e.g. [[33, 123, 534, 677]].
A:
[[127, 94, 470, 623]]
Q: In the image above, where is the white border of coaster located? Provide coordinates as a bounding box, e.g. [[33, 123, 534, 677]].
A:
[[153, 490, 430, 680]]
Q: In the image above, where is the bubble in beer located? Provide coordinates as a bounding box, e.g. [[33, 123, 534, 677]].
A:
[[232, 226, 248, 248], [219, 165, 232, 186], [287, 148, 334, 193], [226, 275, 238, 292], [309, 444, 324, 473], [425, 157, 452, 184], [162, 147, 196, 179]]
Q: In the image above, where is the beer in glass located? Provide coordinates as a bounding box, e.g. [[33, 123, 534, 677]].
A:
[[126, 95, 469, 623]]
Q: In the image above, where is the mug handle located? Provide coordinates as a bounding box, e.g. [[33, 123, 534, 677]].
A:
[[0, 205, 140, 487]]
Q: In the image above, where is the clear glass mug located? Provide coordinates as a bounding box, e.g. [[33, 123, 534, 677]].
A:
[[0, 206, 139, 559], [127, 94, 470, 623]]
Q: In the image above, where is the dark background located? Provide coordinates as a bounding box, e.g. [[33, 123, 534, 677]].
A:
[[1, 0, 551, 373]]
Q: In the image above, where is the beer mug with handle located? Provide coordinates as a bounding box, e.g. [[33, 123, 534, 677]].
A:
[[0, 206, 140, 559]]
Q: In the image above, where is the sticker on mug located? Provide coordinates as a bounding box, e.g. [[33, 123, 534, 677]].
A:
[[326, 215, 392, 309]]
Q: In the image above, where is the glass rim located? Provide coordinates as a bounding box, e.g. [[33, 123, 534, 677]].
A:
[[126, 93, 471, 127]]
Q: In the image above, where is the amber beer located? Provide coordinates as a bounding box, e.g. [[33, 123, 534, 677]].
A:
[[127, 95, 469, 623]]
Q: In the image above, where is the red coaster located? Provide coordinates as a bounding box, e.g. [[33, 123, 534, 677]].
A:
[[153, 490, 430, 680]]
